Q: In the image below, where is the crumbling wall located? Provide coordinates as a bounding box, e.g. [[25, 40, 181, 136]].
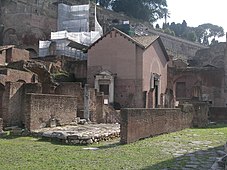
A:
[[10, 48, 30, 62], [89, 89, 105, 123], [120, 108, 193, 144], [0, 68, 34, 85], [191, 102, 209, 127], [2, 82, 24, 127], [0, 118, 3, 132], [55, 82, 84, 117], [25, 93, 77, 131], [209, 107, 227, 123]]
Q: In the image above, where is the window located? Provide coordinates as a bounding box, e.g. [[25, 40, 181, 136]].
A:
[[99, 84, 109, 95]]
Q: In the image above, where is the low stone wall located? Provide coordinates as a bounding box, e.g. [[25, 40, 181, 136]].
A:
[[209, 107, 227, 123], [120, 108, 193, 144], [25, 93, 77, 131]]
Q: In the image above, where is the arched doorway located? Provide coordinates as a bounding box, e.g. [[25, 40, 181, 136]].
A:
[[26, 48, 38, 58]]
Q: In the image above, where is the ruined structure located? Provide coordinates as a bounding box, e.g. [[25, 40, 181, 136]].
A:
[[0, 1, 226, 145], [0, 0, 206, 61], [0, 0, 57, 56]]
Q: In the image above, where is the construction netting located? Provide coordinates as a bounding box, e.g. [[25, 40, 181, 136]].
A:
[[39, 39, 87, 60], [58, 3, 89, 32], [51, 30, 100, 46], [39, 3, 102, 59]]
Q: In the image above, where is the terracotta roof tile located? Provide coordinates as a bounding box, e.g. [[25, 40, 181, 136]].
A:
[[132, 35, 159, 48]]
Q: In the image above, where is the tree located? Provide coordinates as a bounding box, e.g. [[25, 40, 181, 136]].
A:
[[111, 0, 168, 22], [194, 23, 224, 45]]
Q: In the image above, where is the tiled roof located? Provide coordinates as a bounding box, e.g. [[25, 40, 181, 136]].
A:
[[132, 35, 159, 48]]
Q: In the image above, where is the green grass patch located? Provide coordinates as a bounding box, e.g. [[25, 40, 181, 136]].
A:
[[0, 124, 227, 170]]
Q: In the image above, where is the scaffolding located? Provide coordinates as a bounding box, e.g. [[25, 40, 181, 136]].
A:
[[39, 3, 102, 59], [58, 3, 89, 32]]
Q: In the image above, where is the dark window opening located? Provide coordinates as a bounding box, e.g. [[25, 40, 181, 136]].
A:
[[99, 84, 109, 95], [176, 82, 186, 98]]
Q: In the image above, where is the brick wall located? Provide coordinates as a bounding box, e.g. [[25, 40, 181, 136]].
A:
[[89, 89, 105, 123], [120, 108, 193, 144], [191, 102, 209, 127], [209, 107, 227, 123], [55, 82, 84, 118], [0, 54, 6, 65], [2, 82, 24, 127], [11, 48, 30, 62], [0, 68, 34, 85], [25, 93, 77, 131], [0, 118, 3, 132]]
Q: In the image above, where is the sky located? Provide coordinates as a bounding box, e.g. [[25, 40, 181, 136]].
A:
[[156, 0, 227, 42]]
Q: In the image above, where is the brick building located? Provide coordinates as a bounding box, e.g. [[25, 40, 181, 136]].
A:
[[88, 28, 169, 108]]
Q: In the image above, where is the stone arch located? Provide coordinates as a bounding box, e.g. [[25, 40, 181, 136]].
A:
[[3, 28, 19, 45], [17, 79, 26, 84], [26, 48, 38, 58]]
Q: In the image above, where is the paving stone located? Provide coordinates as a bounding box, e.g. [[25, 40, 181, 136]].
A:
[[185, 164, 198, 168]]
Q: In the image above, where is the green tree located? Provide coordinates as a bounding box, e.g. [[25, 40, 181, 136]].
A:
[[111, 0, 168, 22], [194, 23, 224, 45]]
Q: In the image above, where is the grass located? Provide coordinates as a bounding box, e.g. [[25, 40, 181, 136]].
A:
[[0, 124, 227, 170]]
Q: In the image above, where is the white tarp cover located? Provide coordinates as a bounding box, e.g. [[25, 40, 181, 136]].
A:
[[51, 30, 101, 46], [95, 5, 103, 36], [58, 3, 89, 32], [39, 41, 51, 57]]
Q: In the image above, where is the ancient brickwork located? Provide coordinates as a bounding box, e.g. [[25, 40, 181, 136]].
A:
[[89, 89, 105, 123], [120, 108, 193, 144], [55, 82, 84, 117], [2, 82, 24, 127], [0, 68, 35, 85], [209, 107, 227, 123], [0, 118, 3, 132], [1, 0, 57, 53], [25, 93, 77, 131], [191, 102, 209, 128], [173, 67, 225, 107]]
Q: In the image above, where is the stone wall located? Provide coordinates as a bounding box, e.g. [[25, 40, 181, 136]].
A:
[[191, 102, 209, 128], [55, 82, 84, 118], [2, 82, 24, 127], [0, 118, 3, 132], [1, 0, 57, 52], [25, 93, 77, 131], [1, 82, 42, 127], [120, 108, 193, 144], [0, 68, 35, 85], [209, 107, 227, 123]]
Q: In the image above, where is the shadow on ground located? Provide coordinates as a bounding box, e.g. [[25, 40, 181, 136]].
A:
[[141, 145, 224, 170], [195, 123, 227, 129]]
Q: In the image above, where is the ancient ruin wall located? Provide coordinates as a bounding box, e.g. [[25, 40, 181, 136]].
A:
[[0, 118, 3, 132], [209, 107, 227, 123], [2, 82, 24, 127], [25, 93, 77, 131], [120, 108, 193, 144]]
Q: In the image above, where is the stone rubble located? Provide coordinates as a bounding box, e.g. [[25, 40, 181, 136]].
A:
[[31, 123, 120, 145]]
